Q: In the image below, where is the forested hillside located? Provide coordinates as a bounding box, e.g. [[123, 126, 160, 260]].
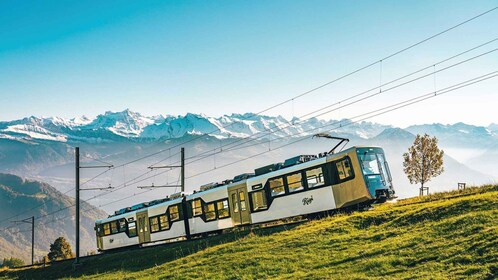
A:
[[0, 174, 107, 263]]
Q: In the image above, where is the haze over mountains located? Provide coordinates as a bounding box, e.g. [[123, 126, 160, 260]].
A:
[[0, 109, 496, 213], [0, 173, 106, 263]]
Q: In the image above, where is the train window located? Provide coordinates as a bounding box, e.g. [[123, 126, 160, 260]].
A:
[[150, 217, 160, 233], [192, 199, 203, 217], [103, 223, 110, 236], [204, 203, 216, 221], [169, 205, 180, 221], [217, 200, 229, 218], [287, 173, 303, 193], [306, 167, 324, 188], [128, 222, 137, 237], [269, 177, 285, 197], [232, 193, 239, 213], [159, 215, 169, 230], [336, 158, 353, 180], [138, 217, 144, 233], [239, 192, 247, 211], [118, 219, 127, 233], [251, 190, 268, 211], [110, 221, 119, 234]]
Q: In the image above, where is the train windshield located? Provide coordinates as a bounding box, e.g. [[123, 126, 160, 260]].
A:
[[361, 153, 381, 175], [357, 148, 392, 192]]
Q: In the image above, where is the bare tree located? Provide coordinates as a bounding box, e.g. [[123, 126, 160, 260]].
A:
[[403, 134, 444, 196]]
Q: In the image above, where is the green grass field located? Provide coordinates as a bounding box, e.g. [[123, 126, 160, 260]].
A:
[[1, 185, 497, 279]]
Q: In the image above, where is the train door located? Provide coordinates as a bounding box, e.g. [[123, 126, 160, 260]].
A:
[[95, 224, 103, 251], [228, 184, 252, 225], [96, 234, 103, 251], [136, 210, 151, 244]]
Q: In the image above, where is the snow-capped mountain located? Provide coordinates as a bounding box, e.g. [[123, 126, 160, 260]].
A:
[[405, 122, 497, 148], [81, 109, 162, 138], [0, 109, 390, 143], [1, 109, 497, 150], [488, 123, 498, 136]]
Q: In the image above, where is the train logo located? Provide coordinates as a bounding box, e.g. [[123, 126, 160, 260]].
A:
[[302, 196, 314, 205]]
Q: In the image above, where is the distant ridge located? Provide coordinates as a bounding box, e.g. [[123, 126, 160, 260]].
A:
[[0, 173, 107, 263], [372, 127, 415, 141]]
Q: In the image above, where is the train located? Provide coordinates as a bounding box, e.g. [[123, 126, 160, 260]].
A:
[[94, 145, 395, 251]]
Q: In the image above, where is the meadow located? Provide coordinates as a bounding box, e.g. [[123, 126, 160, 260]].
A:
[[1, 185, 496, 279]]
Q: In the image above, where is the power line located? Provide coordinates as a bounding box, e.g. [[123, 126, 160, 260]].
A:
[[181, 44, 498, 166], [68, 42, 497, 209], [105, 6, 498, 171], [80, 153, 114, 167], [0, 165, 113, 228], [184, 71, 498, 180], [34, 8, 496, 209], [300, 38, 498, 120]]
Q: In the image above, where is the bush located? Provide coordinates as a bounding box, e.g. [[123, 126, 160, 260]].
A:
[[1, 257, 25, 268]]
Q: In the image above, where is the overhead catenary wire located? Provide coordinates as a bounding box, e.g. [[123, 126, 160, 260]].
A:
[[6, 44, 494, 229], [6, 171, 183, 236], [0, 163, 113, 228], [34, 8, 497, 207], [184, 71, 498, 180], [0, 166, 154, 231], [80, 153, 114, 167], [69, 66, 498, 206], [181, 43, 498, 165], [106, 6, 498, 171], [137, 38, 498, 171]]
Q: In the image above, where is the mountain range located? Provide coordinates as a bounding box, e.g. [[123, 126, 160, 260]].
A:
[[0, 109, 496, 211], [1, 109, 497, 145], [0, 109, 394, 142]]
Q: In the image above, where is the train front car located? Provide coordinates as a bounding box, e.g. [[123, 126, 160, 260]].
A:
[[355, 147, 395, 202]]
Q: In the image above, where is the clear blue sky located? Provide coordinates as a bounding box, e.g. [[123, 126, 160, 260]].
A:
[[1, 0, 497, 127]]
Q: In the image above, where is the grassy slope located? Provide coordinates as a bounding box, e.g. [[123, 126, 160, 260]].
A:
[[1, 185, 497, 280]]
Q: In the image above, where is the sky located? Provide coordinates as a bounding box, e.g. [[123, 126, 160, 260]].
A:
[[0, 0, 497, 127]]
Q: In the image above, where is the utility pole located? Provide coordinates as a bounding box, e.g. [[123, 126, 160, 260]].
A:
[[12, 216, 35, 265], [74, 147, 113, 266], [75, 147, 80, 265], [31, 216, 34, 265], [141, 147, 185, 192], [141, 147, 189, 240], [181, 147, 185, 192]]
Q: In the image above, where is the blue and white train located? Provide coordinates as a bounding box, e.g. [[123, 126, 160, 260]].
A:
[[95, 146, 395, 251]]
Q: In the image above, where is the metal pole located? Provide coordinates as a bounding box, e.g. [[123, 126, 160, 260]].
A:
[[181, 147, 185, 193], [180, 147, 190, 240], [75, 147, 80, 265], [31, 216, 34, 265]]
